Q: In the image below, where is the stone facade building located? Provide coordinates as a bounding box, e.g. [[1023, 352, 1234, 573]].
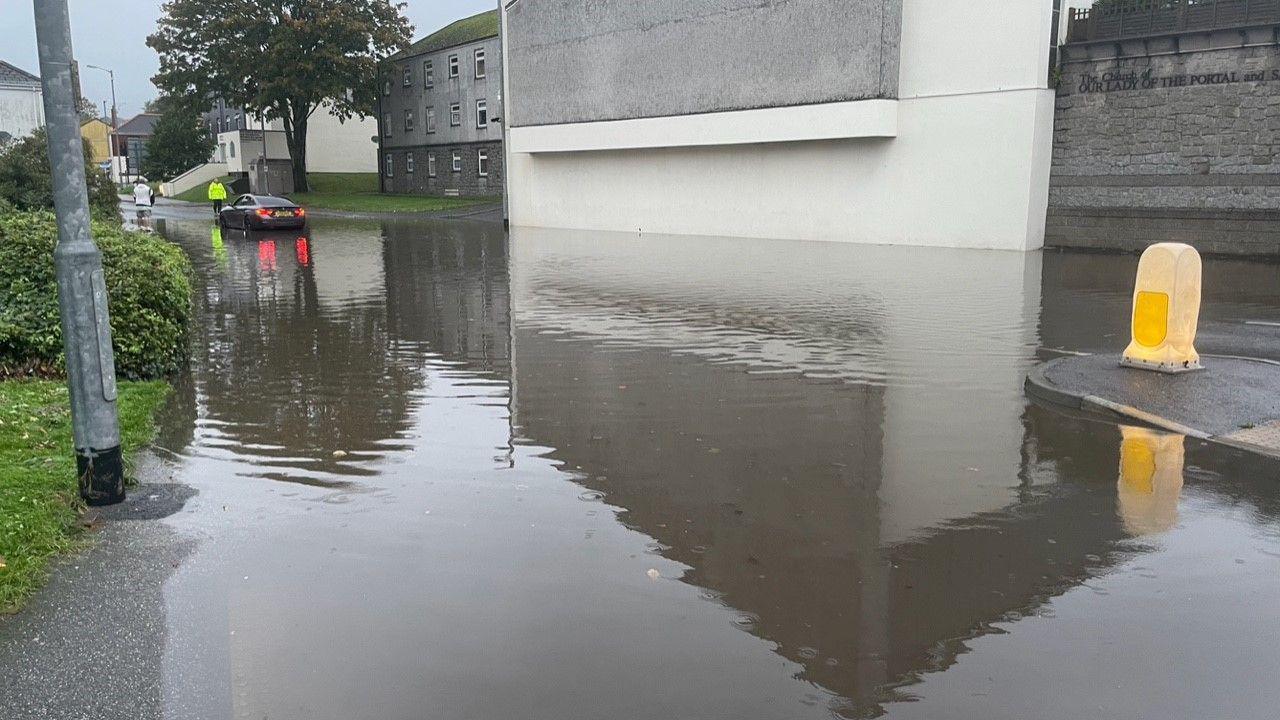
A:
[[1048, 0, 1280, 255], [378, 11, 504, 197]]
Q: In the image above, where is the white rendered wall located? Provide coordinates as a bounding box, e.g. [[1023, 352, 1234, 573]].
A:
[[504, 0, 1057, 251], [305, 104, 378, 174], [0, 86, 45, 141]]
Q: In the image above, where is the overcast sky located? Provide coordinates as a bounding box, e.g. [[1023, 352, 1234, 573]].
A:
[[0, 0, 496, 119]]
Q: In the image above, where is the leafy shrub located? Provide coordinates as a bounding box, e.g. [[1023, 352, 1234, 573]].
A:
[[0, 130, 119, 221], [0, 211, 193, 379]]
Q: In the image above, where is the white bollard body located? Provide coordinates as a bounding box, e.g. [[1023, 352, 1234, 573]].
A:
[[1121, 243, 1203, 374]]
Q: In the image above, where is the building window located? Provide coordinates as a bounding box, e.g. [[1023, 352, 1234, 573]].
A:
[[383, 113, 391, 137], [424, 60, 434, 88], [448, 54, 459, 78], [404, 110, 414, 132], [406, 152, 415, 174], [450, 103, 461, 127], [403, 66, 412, 87], [384, 80, 391, 95], [229, 141, 236, 158], [478, 149, 489, 177], [426, 107, 436, 134], [385, 153, 393, 177], [451, 151, 461, 173], [476, 99, 488, 128], [428, 153, 436, 177], [474, 49, 486, 79], [234, 113, 241, 130]]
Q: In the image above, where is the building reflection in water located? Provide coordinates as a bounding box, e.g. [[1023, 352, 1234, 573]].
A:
[[159, 221, 507, 487], [502, 227, 1139, 716], [153, 218, 1279, 719]]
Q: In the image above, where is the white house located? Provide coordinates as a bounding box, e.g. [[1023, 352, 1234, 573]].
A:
[[501, 0, 1060, 251], [0, 60, 44, 144]]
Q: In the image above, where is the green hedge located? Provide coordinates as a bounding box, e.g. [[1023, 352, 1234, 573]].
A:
[[0, 130, 119, 221], [0, 212, 194, 379]]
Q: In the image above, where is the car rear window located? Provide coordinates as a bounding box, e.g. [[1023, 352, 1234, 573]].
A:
[[257, 196, 296, 208]]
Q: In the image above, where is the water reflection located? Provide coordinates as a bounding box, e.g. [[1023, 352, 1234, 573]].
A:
[[1117, 427, 1185, 537], [142, 219, 1280, 719]]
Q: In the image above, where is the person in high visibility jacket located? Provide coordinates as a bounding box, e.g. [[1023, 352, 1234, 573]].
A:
[[208, 180, 228, 216]]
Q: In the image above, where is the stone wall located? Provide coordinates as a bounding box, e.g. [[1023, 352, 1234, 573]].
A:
[[1048, 31, 1280, 255], [384, 141, 503, 197]]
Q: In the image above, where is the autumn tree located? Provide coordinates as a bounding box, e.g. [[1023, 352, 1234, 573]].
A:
[[147, 0, 411, 192]]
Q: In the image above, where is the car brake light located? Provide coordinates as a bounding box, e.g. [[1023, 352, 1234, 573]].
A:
[[256, 209, 272, 217], [294, 208, 305, 217]]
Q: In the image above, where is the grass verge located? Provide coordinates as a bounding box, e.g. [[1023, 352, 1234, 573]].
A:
[[286, 191, 497, 214], [170, 176, 237, 204], [0, 380, 169, 613], [164, 172, 496, 213]]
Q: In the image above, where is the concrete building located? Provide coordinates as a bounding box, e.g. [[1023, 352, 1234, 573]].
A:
[[202, 98, 377, 175], [500, 1, 1059, 251], [378, 11, 505, 197], [0, 60, 44, 144]]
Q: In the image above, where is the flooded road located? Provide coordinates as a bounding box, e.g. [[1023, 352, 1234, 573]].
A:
[[23, 217, 1280, 718]]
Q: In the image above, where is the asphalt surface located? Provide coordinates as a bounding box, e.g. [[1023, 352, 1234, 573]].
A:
[[0, 453, 199, 719], [1030, 353, 1280, 438]]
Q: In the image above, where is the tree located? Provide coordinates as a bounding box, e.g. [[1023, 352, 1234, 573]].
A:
[[0, 129, 119, 220], [142, 108, 215, 181], [77, 96, 100, 122], [147, 0, 411, 192]]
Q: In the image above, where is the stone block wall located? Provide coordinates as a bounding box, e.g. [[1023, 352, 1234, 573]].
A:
[[1048, 35, 1280, 255]]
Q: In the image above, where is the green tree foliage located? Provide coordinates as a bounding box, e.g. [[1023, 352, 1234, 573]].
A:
[[77, 96, 99, 122], [0, 212, 194, 379], [148, 0, 412, 192], [142, 107, 215, 181], [0, 130, 118, 220]]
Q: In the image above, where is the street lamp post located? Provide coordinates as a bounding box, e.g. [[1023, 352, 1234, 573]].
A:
[[33, 0, 127, 505], [84, 63, 117, 181], [83, 63, 116, 129]]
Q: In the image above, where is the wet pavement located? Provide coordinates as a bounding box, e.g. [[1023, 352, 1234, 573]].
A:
[[3, 216, 1280, 719]]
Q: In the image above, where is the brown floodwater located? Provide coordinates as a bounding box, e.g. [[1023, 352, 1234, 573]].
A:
[[136, 219, 1280, 717]]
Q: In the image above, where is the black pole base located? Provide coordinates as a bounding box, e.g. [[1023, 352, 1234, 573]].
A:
[[77, 446, 126, 506]]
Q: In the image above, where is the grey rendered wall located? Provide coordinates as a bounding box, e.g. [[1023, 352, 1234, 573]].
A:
[[505, 0, 903, 128]]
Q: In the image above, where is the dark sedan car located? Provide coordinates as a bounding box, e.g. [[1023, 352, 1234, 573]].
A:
[[219, 194, 307, 230]]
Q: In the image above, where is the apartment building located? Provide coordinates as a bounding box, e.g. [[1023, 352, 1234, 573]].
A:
[[378, 10, 504, 197]]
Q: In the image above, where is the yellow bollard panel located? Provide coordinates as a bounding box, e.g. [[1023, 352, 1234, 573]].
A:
[[1121, 243, 1203, 373], [1117, 426, 1185, 536]]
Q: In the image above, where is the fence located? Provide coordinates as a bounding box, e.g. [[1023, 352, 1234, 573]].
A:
[[1067, 0, 1280, 42]]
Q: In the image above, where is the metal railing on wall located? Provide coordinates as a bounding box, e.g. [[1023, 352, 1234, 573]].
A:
[[1067, 0, 1280, 42]]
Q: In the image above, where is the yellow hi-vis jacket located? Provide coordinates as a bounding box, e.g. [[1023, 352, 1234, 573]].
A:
[[208, 181, 228, 201]]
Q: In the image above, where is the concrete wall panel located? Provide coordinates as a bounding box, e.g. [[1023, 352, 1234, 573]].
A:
[[506, 0, 903, 127]]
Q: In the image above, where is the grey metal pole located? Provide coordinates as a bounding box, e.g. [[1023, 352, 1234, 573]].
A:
[[34, 0, 126, 506]]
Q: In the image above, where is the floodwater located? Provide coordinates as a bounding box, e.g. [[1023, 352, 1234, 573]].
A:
[[34, 218, 1280, 718]]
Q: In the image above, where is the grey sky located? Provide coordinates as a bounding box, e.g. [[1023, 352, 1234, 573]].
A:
[[0, 0, 496, 120]]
